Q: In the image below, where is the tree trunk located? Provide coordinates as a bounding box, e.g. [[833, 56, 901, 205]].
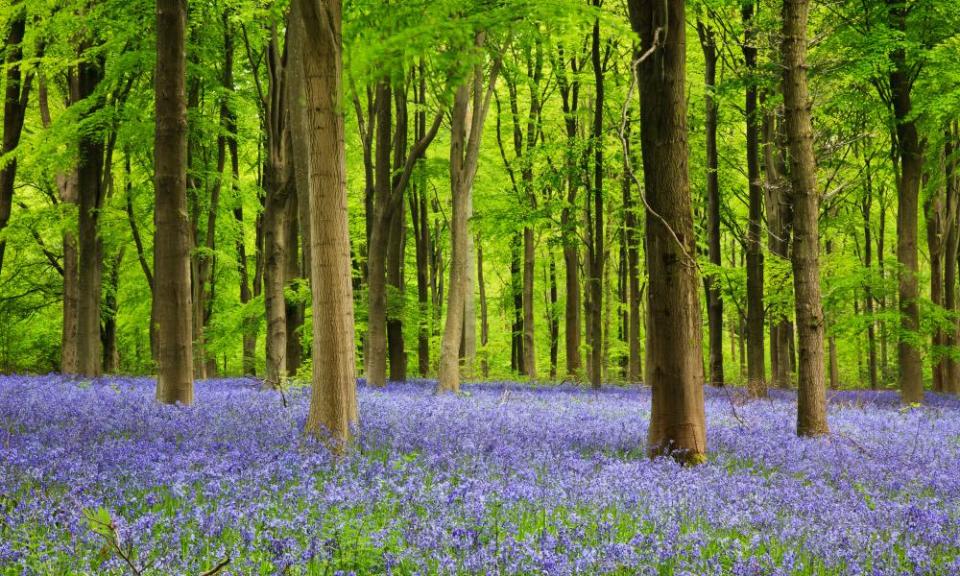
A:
[[386, 192, 407, 382], [522, 226, 536, 379], [742, 1, 766, 397], [587, 11, 605, 390], [62, 173, 80, 374], [945, 125, 960, 394], [925, 179, 945, 392], [510, 235, 523, 373], [782, 0, 828, 436], [102, 250, 123, 373], [697, 20, 723, 388], [630, 0, 707, 463], [285, 187, 305, 375], [438, 46, 500, 394], [155, 0, 194, 404], [887, 0, 924, 404], [863, 151, 879, 390], [295, 0, 358, 447], [763, 108, 792, 389], [548, 251, 560, 380], [557, 47, 582, 379], [478, 238, 490, 379], [410, 66, 431, 377], [0, 11, 31, 279], [365, 80, 392, 387]]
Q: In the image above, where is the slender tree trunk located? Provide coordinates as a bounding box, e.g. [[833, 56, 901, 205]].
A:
[[697, 20, 723, 388], [410, 67, 431, 377], [62, 173, 80, 374], [587, 11, 605, 390], [630, 0, 707, 463], [548, 251, 560, 380], [763, 108, 791, 389], [510, 235, 523, 373], [945, 125, 960, 394], [285, 187, 305, 374], [887, 0, 924, 404], [437, 47, 500, 394], [387, 193, 407, 382], [863, 151, 879, 390], [0, 11, 31, 279], [478, 238, 490, 378], [366, 80, 391, 387], [522, 226, 536, 379], [155, 0, 194, 404], [557, 48, 582, 379], [742, 1, 765, 397], [295, 0, 358, 446], [926, 179, 945, 392], [782, 0, 828, 436], [102, 250, 123, 373]]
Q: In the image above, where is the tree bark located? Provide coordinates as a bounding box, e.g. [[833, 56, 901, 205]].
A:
[[438, 44, 500, 394], [295, 0, 358, 447], [630, 0, 707, 463], [945, 125, 960, 394], [782, 0, 828, 436], [887, 0, 924, 404], [697, 19, 723, 388], [587, 10, 605, 390], [0, 10, 31, 279], [742, 1, 766, 397], [863, 150, 879, 390], [154, 0, 194, 404], [557, 46, 582, 379], [478, 238, 490, 379]]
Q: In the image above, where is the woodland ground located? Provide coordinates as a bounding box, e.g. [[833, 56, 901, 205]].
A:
[[1, 375, 959, 575]]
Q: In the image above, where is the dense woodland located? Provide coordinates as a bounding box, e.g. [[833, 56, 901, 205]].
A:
[[1, 0, 960, 452]]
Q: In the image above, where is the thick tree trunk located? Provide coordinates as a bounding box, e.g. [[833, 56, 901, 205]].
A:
[[154, 0, 194, 404], [263, 166, 290, 388], [697, 20, 723, 388], [295, 0, 358, 447], [782, 0, 828, 436], [0, 11, 31, 279], [72, 61, 106, 378], [630, 0, 707, 463], [742, 1, 766, 397], [887, 0, 924, 404]]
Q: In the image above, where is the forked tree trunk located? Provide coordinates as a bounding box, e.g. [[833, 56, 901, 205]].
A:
[[782, 0, 828, 436], [295, 0, 358, 447], [630, 0, 707, 463], [154, 0, 194, 404], [438, 46, 500, 394]]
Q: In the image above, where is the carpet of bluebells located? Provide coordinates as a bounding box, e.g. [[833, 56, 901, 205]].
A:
[[2, 375, 960, 575]]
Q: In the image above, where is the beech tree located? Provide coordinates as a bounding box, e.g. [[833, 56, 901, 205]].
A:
[[630, 0, 707, 463], [154, 0, 194, 404], [294, 0, 358, 445]]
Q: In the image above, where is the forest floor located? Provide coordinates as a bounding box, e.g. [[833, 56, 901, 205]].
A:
[[1, 375, 959, 575]]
